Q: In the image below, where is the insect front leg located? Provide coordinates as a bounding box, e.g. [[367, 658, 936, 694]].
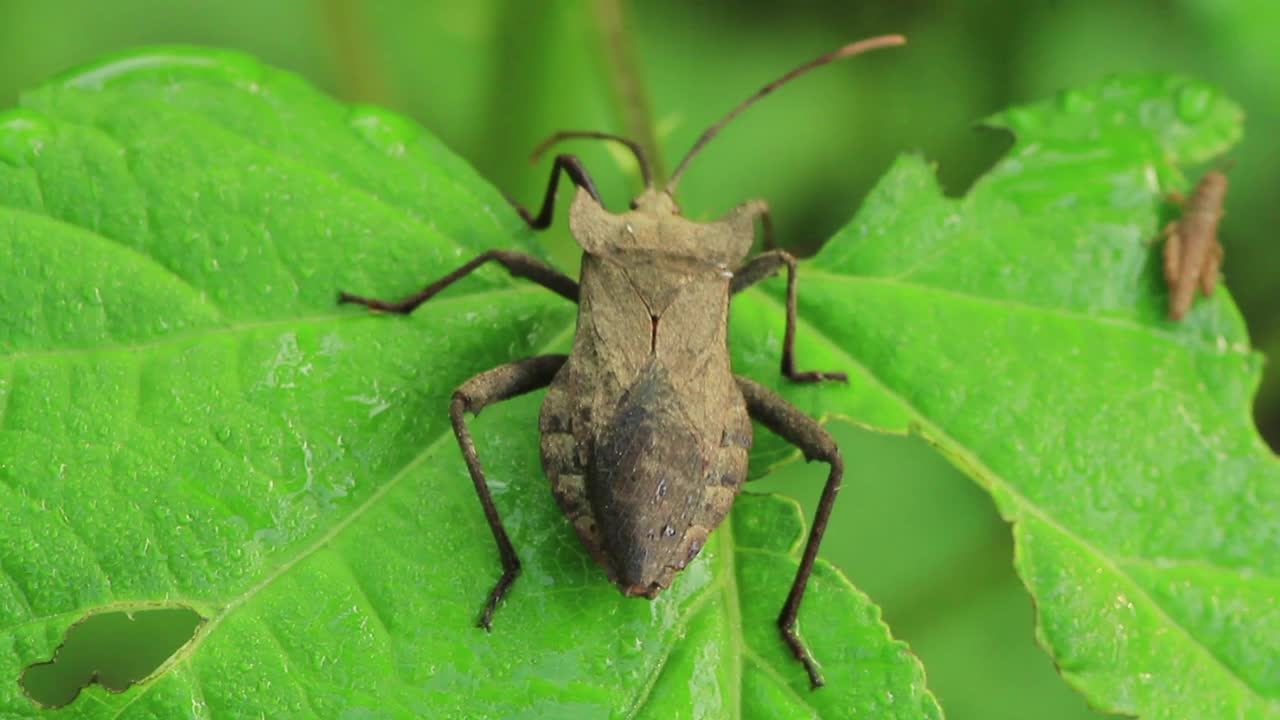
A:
[[736, 375, 844, 689], [450, 354, 568, 628], [341, 150, 603, 312], [511, 153, 605, 230], [732, 247, 848, 383], [339, 249, 579, 313]]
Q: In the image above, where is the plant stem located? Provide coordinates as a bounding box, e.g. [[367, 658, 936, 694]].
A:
[[317, 0, 393, 106], [590, 0, 665, 181]]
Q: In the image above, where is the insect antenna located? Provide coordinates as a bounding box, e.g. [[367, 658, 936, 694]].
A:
[[530, 130, 653, 189], [665, 34, 907, 193]]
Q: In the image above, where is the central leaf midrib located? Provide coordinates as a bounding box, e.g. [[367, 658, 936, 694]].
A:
[[749, 287, 1274, 706], [721, 515, 744, 719], [723, 516, 822, 719]]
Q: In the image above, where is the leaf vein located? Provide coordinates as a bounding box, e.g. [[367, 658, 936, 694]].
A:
[[802, 270, 1254, 357], [723, 514, 745, 720], [253, 614, 323, 718], [184, 665, 213, 720], [330, 547, 398, 648], [1114, 555, 1280, 584], [0, 205, 227, 324], [0, 361, 14, 432], [619, 573, 730, 720], [1, 285, 544, 362], [79, 103, 482, 259], [742, 647, 821, 719]]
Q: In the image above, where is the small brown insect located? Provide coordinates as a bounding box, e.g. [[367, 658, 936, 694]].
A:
[[340, 35, 907, 688], [1162, 170, 1227, 320]]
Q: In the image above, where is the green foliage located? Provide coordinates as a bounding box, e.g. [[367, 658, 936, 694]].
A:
[[0, 49, 936, 719], [0, 46, 1272, 720], [749, 76, 1279, 719]]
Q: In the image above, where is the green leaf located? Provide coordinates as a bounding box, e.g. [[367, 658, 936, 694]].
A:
[[0, 48, 938, 718], [745, 75, 1278, 719]]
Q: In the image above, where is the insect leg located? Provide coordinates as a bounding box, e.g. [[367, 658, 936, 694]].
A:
[[339, 249, 578, 313], [1201, 240, 1223, 296], [451, 354, 569, 629], [511, 153, 605, 230], [736, 375, 843, 689], [1161, 221, 1182, 287], [1162, 226, 1196, 320], [759, 207, 776, 251], [732, 250, 847, 383]]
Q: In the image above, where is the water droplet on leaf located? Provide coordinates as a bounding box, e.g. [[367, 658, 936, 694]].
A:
[[1057, 89, 1093, 114], [348, 105, 419, 157], [1176, 84, 1214, 122]]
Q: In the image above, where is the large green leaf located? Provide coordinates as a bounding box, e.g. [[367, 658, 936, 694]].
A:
[[0, 49, 937, 718], [741, 76, 1278, 719]]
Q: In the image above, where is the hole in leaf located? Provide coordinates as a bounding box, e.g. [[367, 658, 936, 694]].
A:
[[20, 605, 205, 709]]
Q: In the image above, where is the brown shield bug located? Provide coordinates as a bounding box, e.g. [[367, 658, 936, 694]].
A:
[[339, 34, 907, 688]]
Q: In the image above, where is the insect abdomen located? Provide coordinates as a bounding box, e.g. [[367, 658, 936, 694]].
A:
[[587, 362, 708, 596]]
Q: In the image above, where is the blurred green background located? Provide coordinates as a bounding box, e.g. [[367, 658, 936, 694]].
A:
[[2, 1, 1273, 718]]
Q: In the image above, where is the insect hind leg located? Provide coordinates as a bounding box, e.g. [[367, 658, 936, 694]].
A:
[[450, 354, 568, 629], [736, 374, 843, 689]]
